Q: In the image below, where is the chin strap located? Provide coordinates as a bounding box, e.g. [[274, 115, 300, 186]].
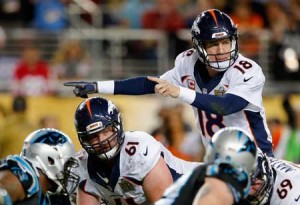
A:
[[0, 188, 12, 205]]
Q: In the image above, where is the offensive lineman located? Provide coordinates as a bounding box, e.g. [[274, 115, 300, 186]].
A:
[[64, 9, 273, 157], [243, 150, 300, 205], [74, 97, 200, 204]]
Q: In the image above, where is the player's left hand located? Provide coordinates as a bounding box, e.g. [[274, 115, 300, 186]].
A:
[[63, 81, 98, 98], [147, 76, 180, 98]]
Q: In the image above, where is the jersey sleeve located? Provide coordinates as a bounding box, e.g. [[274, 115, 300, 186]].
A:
[[159, 68, 182, 86], [0, 155, 40, 198], [160, 49, 197, 86], [79, 179, 101, 197], [225, 60, 265, 110], [75, 149, 90, 183], [121, 131, 162, 181]]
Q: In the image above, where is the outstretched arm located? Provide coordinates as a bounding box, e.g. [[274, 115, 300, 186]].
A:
[[64, 77, 157, 98]]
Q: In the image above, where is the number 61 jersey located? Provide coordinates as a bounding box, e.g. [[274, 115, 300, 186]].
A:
[[78, 131, 200, 205], [160, 49, 273, 155]]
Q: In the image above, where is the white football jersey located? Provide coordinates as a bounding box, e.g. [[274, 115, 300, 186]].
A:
[[78, 131, 200, 205], [160, 49, 272, 154], [269, 158, 300, 205]]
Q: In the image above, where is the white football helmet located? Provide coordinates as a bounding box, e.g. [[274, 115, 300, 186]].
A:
[[21, 128, 80, 194], [205, 127, 258, 176]]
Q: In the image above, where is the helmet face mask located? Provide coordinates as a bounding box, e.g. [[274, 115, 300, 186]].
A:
[[191, 9, 239, 71], [62, 157, 80, 194], [75, 97, 125, 160], [247, 149, 274, 204], [21, 128, 80, 195], [80, 123, 123, 160]]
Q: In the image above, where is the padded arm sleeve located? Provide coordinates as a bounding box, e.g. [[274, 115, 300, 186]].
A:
[[191, 93, 249, 115], [114, 77, 156, 95]]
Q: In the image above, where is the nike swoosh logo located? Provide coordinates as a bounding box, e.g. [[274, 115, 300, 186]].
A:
[[295, 195, 300, 202], [97, 172, 109, 183], [143, 146, 148, 156], [243, 76, 253, 82]]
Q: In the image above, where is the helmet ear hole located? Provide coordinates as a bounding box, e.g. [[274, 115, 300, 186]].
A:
[[48, 157, 55, 165]]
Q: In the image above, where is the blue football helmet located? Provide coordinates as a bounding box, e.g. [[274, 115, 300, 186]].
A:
[[21, 128, 80, 194], [191, 9, 239, 71], [74, 97, 124, 160], [247, 149, 274, 205]]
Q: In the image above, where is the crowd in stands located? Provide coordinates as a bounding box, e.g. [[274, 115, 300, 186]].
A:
[[0, 0, 299, 87], [0, 0, 293, 31]]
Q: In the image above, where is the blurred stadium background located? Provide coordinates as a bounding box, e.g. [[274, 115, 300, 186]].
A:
[[0, 0, 300, 161]]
